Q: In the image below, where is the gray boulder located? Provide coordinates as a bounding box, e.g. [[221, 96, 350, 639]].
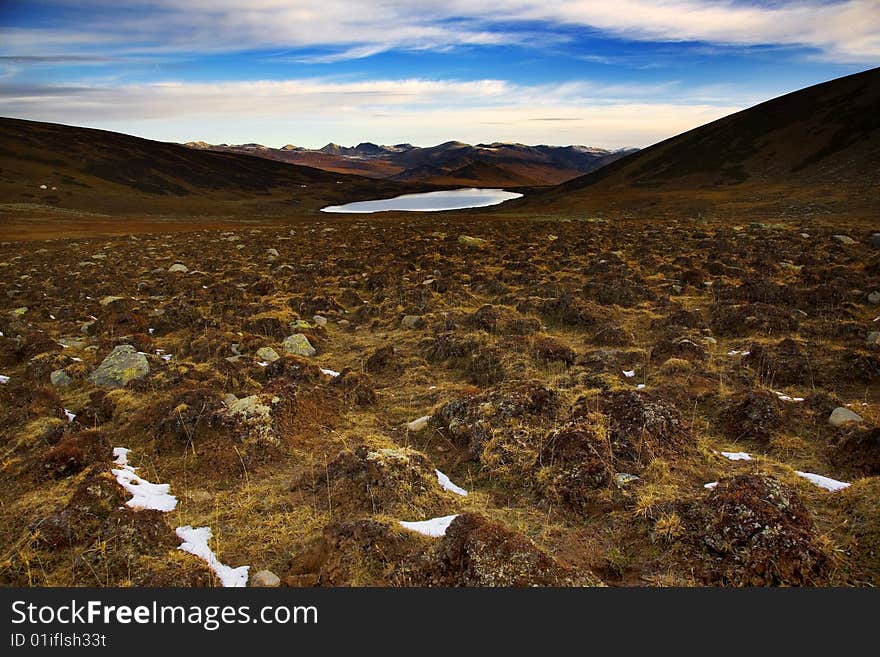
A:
[[50, 369, 72, 387], [90, 345, 150, 388], [282, 333, 316, 357], [828, 406, 864, 427]]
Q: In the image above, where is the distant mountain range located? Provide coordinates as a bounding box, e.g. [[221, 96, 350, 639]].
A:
[[183, 139, 637, 187]]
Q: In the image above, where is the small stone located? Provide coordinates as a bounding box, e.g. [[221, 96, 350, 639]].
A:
[[90, 345, 150, 388], [50, 369, 72, 387], [256, 346, 280, 362], [291, 319, 312, 330], [168, 263, 188, 273], [250, 570, 281, 587], [401, 315, 424, 329], [615, 473, 640, 486], [832, 234, 856, 245], [871, 233, 880, 248], [868, 291, 880, 305], [99, 295, 126, 306], [867, 332, 880, 346], [458, 235, 488, 247], [312, 315, 327, 327], [266, 248, 279, 257], [251, 570, 281, 589], [406, 415, 431, 433], [829, 406, 865, 427], [282, 333, 316, 357], [11, 307, 28, 316]]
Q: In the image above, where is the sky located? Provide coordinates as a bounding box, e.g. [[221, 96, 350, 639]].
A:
[[0, 1, 877, 149]]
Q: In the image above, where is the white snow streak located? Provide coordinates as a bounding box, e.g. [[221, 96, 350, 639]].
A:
[[399, 515, 459, 537]]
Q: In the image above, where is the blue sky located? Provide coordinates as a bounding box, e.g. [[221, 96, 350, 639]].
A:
[[0, 1, 877, 149]]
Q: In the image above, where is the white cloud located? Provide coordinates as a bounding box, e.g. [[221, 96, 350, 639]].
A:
[[2, 1, 878, 62], [0, 76, 743, 148]]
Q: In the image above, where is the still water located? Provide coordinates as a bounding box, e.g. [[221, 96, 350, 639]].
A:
[[321, 188, 523, 213]]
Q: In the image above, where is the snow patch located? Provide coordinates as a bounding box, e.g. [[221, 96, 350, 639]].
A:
[[399, 514, 459, 537], [175, 526, 250, 587], [64, 409, 76, 423], [704, 482, 719, 489], [796, 471, 851, 492], [720, 451, 752, 461], [435, 470, 467, 496], [320, 368, 340, 377], [622, 370, 635, 378], [111, 450, 178, 512], [636, 383, 646, 390], [0, 375, 9, 384], [773, 390, 804, 402], [112, 447, 130, 466], [727, 350, 750, 356]]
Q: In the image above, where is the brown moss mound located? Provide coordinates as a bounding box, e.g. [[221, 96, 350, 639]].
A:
[[75, 508, 179, 586], [30, 464, 127, 547], [601, 390, 694, 469], [291, 446, 449, 517], [42, 429, 112, 478], [686, 473, 831, 586], [405, 513, 601, 587], [718, 390, 784, 443], [430, 383, 561, 459], [535, 413, 614, 513]]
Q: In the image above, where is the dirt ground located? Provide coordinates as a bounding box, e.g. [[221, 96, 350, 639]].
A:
[[1, 206, 878, 587]]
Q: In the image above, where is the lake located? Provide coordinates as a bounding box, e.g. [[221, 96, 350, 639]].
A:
[[320, 187, 523, 213]]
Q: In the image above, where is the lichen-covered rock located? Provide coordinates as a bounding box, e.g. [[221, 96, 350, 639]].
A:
[[282, 333, 316, 357], [223, 394, 279, 446], [50, 369, 73, 387], [90, 345, 150, 388], [256, 346, 281, 362]]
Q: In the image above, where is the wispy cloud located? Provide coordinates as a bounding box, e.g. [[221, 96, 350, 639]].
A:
[[1, 1, 877, 63], [0, 76, 744, 148]]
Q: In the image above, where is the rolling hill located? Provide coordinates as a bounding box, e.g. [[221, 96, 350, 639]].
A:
[[0, 117, 426, 216], [515, 67, 880, 218]]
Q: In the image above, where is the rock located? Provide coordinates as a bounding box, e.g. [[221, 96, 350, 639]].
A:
[[868, 291, 880, 305], [871, 233, 880, 248], [266, 248, 279, 258], [458, 235, 488, 247], [98, 295, 126, 306], [50, 369, 73, 387], [291, 319, 312, 330], [406, 415, 431, 432], [282, 333, 316, 357], [168, 263, 188, 273], [832, 234, 856, 245], [256, 346, 281, 362], [250, 569, 281, 587], [312, 315, 327, 327], [829, 406, 865, 427], [89, 345, 150, 388], [615, 473, 640, 486], [11, 306, 27, 316], [401, 314, 425, 329], [868, 332, 880, 346]]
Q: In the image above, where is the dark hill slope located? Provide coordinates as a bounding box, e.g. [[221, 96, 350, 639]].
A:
[[0, 117, 423, 216], [518, 67, 880, 218]]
